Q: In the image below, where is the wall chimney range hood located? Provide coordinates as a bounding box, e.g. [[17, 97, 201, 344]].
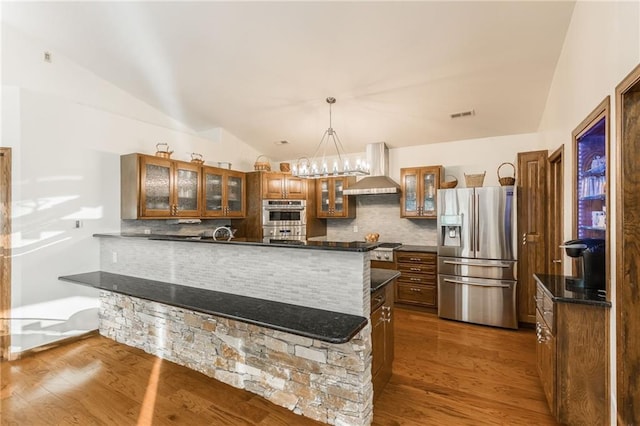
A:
[[343, 143, 400, 195]]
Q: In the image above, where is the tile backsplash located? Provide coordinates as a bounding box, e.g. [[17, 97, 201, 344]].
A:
[[324, 194, 438, 245], [121, 195, 437, 245]]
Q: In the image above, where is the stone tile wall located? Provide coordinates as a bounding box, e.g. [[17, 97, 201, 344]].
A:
[[99, 237, 370, 317], [100, 291, 373, 426], [323, 194, 438, 245]]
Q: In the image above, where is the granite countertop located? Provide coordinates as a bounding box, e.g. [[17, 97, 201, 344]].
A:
[[60, 271, 368, 344], [370, 268, 401, 292], [533, 273, 611, 307], [396, 245, 438, 253], [94, 233, 380, 252]]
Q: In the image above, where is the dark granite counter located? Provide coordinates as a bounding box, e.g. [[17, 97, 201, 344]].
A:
[[534, 273, 611, 307], [94, 233, 379, 252], [396, 245, 437, 253], [370, 269, 401, 293], [60, 271, 368, 344]]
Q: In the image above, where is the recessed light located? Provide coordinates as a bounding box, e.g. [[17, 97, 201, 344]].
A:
[[274, 140, 289, 145]]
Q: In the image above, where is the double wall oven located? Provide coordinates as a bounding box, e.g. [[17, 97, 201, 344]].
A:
[[262, 199, 306, 241]]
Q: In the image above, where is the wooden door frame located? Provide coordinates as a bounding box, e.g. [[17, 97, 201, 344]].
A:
[[570, 97, 611, 285], [0, 147, 11, 361], [615, 62, 640, 425], [547, 145, 564, 275]]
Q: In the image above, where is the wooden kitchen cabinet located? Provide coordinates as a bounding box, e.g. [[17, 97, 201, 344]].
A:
[[371, 280, 395, 401], [121, 153, 201, 219], [201, 166, 246, 218], [316, 177, 356, 218], [395, 251, 437, 309], [400, 166, 443, 218], [262, 173, 306, 199], [534, 279, 609, 425]]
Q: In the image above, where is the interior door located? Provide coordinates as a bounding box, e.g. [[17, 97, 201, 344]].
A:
[[517, 150, 548, 325], [547, 147, 564, 275], [616, 62, 640, 425]]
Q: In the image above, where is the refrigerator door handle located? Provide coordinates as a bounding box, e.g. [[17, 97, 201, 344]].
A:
[[443, 278, 511, 288], [443, 260, 511, 268], [475, 192, 480, 252], [470, 190, 476, 256]]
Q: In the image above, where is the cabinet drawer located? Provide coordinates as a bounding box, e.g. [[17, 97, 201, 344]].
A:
[[398, 273, 436, 286], [396, 252, 436, 265], [397, 263, 436, 275], [535, 282, 555, 334], [396, 282, 437, 307]]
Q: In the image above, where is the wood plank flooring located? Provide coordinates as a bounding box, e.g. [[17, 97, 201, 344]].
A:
[[1, 308, 557, 425]]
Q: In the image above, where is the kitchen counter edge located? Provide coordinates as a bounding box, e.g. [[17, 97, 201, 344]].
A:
[[533, 273, 611, 307], [60, 271, 368, 344], [395, 245, 437, 253], [93, 233, 380, 252], [370, 269, 401, 293]]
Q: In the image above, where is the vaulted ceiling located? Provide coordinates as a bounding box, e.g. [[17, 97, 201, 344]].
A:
[[2, 1, 575, 160]]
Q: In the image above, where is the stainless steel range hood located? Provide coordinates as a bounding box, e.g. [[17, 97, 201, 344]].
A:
[[343, 142, 400, 195]]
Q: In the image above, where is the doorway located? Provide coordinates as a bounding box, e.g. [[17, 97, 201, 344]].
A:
[[547, 146, 564, 275], [615, 63, 640, 425], [0, 147, 11, 361]]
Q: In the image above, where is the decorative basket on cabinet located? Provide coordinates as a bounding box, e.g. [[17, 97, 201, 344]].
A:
[[464, 171, 486, 188], [497, 162, 516, 186], [441, 175, 458, 189], [253, 155, 271, 171]]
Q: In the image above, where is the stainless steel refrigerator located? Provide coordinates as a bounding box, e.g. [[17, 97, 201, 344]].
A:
[[437, 186, 517, 329]]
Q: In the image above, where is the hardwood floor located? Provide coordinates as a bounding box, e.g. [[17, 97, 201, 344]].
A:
[[373, 309, 557, 426], [1, 308, 557, 425]]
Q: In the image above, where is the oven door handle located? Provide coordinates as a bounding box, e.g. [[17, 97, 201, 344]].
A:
[[443, 278, 511, 288]]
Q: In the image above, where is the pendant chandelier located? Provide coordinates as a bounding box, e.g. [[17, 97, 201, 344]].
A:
[[292, 97, 370, 179]]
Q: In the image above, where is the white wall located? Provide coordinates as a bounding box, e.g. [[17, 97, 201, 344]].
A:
[[0, 25, 262, 354], [536, 2, 640, 423], [323, 133, 543, 245]]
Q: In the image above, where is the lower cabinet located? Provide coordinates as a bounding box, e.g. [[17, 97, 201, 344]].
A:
[[535, 282, 609, 424], [371, 281, 395, 401], [395, 251, 437, 309]]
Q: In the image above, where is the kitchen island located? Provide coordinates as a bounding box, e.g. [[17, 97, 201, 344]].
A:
[[61, 233, 395, 426]]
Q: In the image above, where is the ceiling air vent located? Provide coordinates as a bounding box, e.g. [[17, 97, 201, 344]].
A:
[[450, 110, 475, 119]]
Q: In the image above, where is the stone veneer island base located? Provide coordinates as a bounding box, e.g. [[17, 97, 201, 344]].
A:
[[69, 234, 383, 425], [100, 291, 372, 425]]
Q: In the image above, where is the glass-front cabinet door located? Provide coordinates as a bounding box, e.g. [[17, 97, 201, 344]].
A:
[[319, 178, 331, 216], [203, 168, 224, 216], [573, 99, 609, 241], [316, 177, 355, 218], [140, 156, 172, 217], [401, 169, 419, 217], [224, 170, 245, 217], [174, 162, 201, 217], [333, 178, 345, 216], [401, 166, 443, 218], [421, 170, 437, 217], [202, 167, 245, 217]]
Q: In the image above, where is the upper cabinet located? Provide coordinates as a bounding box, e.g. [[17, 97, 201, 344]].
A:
[[262, 173, 306, 199], [121, 153, 245, 219], [124, 154, 201, 219], [201, 166, 246, 218], [572, 98, 610, 241], [400, 166, 443, 218], [316, 176, 356, 218]]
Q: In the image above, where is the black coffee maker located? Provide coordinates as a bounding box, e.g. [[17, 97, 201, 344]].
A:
[[561, 239, 606, 289]]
